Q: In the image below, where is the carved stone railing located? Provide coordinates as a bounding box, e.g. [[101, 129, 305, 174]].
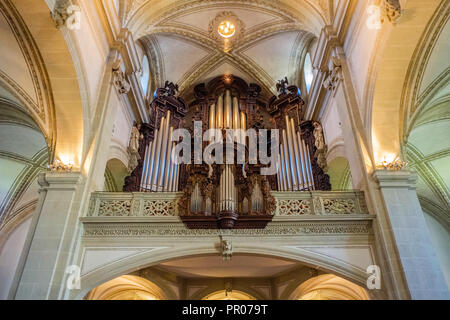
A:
[[86, 192, 182, 217], [86, 191, 369, 218], [272, 191, 369, 216]]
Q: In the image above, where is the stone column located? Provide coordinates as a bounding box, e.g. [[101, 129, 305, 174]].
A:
[[12, 172, 84, 299], [374, 170, 449, 299]]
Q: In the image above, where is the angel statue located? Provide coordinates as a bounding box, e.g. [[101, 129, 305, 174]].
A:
[[164, 81, 179, 96], [276, 77, 289, 95]]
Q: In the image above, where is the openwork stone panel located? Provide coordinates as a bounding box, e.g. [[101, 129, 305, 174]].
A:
[[143, 200, 177, 216], [277, 199, 311, 215], [98, 200, 131, 216], [87, 192, 181, 217], [273, 191, 369, 216], [87, 191, 369, 217]]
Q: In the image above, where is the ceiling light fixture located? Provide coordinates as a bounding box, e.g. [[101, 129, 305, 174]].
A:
[[218, 21, 236, 38]]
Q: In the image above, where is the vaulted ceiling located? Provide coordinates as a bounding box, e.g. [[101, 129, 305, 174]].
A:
[[404, 15, 450, 229], [120, 0, 331, 99]]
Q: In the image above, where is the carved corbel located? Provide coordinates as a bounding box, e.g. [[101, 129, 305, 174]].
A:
[[220, 238, 233, 261], [322, 57, 342, 92], [50, 0, 80, 30], [382, 0, 402, 24]]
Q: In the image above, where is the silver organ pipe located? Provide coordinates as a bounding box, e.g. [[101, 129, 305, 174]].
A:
[[277, 115, 315, 191], [209, 104, 215, 129], [150, 116, 165, 191], [157, 112, 171, 191], [163, 126, 174, 191], [216, 94, 223, 129], [140, 110, 180, 192], [210, 90, 238, 211], [281, 137, 292, 190], [285, 116, 299, 190], [145, 129, 158, 189], [290, 118, 304, 190]]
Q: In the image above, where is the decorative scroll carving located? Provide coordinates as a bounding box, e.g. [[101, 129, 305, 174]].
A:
[[82, 221, 372, 237], [322, 198, 356, 215]]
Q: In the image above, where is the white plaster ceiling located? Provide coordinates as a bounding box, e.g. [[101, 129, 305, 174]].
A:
[[135, 1, 317, 97], [0, 93, 47, 224], [419, 18, 450, 94], [156, 254, 302, 278], [405, 13, 450, 227]]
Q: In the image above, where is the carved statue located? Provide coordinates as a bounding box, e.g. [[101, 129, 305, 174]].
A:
[[164, 81, 179, 96], [221, 239, 232, 261], [313, 122, 325, 151], [260, 176, 276, 215], [112, 61, 131, 95], [127, 122, 142, 172], [323, 57, 341, 92], [276, 77, 289, 95], [313, 121, 328, 172]]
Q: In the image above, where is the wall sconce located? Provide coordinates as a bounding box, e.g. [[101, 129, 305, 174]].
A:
[[48, 159, 74, 172], [376, 158, 408, 171]]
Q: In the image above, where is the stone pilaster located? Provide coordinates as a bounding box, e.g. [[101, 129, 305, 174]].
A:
[[374, 170, 449, 299], [12, 172, 84, 299]]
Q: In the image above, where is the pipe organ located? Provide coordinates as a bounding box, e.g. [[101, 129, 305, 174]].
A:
[[123, 75, 331, 229]]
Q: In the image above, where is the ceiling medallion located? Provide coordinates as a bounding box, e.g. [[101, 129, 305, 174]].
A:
[[209, 11, 244, 52]]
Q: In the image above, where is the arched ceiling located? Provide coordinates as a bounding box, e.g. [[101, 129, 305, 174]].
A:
[[122, 0, 327, 98], [0, 88, 48, 226], [402, 2, 450, 228]]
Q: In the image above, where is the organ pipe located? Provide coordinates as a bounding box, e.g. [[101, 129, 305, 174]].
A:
[[233, 96, 240, 130], [209, 104, 215, 129], [285, 116, 299, 190], [290, 118, 303, 189], [276, 115, 315, 191], [163, 126, 174, 191], [157, 112, 171, 191], [224, 90, 232, 129], [151, 116, 165, 191], [216, 94, 223, 129], [146, 129, 158, 189]]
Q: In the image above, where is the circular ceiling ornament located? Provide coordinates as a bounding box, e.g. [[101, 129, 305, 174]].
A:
[[209, 11, 244, 52]]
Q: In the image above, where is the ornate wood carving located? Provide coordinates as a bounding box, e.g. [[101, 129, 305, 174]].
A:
[[123, 83, 187, 191]]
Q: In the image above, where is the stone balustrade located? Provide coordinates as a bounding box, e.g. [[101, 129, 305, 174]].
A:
[[86, 191, 369, 217]]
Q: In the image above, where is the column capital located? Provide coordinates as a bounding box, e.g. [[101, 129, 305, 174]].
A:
[[373, 169, 418, 189], [37, 171, 84, 190]]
